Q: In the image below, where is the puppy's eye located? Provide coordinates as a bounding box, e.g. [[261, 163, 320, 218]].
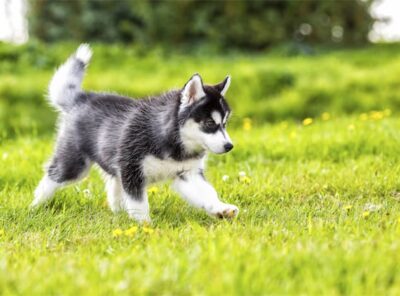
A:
[[204, 119, 217, 128]]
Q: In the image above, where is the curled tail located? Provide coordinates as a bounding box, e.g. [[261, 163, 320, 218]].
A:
[[48, 44, 92, 112]]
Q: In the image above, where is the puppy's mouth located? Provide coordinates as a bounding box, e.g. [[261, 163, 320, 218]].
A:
[[202, 143, 226, 155]]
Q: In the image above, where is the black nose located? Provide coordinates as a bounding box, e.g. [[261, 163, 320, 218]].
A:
[[224, 143, 234, 152]]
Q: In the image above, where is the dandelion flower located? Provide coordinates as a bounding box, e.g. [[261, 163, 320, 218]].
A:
[[239, 176, 251, 184], [289, 131, 297, 139], [344, 205, 353, 211], [370, 111, 383, 120], [321, 112, 330, 121], [243, 118, 252, 131], [148, 186, 159, 194], [0, 229, 4, 236], [112, 228, 123, 238], [143, 226, 154, 234], [362, 211, 370, 218], [348, 124, 355, 131], [124, 226, 138, 237], [222, 175, 229, 182], [302, 118, 313, 126]]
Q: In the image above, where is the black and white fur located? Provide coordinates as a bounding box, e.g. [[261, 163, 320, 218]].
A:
[[32, 44, 238, 222]]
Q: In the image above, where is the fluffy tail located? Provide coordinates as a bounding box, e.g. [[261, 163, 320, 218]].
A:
[[48, 44, 92, 112]]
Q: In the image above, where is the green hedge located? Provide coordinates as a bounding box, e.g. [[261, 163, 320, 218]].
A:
[[28, 0, 375, 50]]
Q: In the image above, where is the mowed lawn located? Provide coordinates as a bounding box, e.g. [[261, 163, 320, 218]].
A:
[[1, 113, 400, 295]]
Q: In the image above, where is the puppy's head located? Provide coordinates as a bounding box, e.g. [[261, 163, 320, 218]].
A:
[[179, 74, 233, 154]]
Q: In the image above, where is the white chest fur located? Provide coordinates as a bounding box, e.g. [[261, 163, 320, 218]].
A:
[[142, 155, 204, 183]]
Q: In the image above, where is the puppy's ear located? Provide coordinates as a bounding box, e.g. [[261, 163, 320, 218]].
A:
[[213, 75, 231, 96], [181, 74, 206, 106]]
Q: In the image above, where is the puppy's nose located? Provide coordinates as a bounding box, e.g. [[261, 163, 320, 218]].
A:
[[224, 143, 234, 152]]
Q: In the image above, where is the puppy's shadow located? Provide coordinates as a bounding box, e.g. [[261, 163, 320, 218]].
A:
[[152, 202, 238, 229]]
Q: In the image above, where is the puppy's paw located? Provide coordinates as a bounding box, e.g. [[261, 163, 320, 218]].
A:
[[126, 210, 152, 224], [108, 199, 124, 213], [211, 203, 239, 219]]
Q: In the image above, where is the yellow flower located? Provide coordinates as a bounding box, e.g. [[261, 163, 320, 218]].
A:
[[397, 217, 400, 224], [370, 111, 383, 120], [148, 186, 159, 194], [348, 124, 355, 131], [124, 226, 138, 237], [0, 229, 4, 236], [239, 176, 251, 184], [344, 205, 353, 211], [362, 211, 370, 218], [289, 131, 297, 139], [321, 112, 330, 121], [243, 118, 252, 131], [112, 228, 123, 237], [359, 113, 368, 121], [143, 226, 154, 234], [302, 118, 313, 126]]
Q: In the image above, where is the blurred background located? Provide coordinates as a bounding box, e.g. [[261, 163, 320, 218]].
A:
[[0, 0, 399, 139]]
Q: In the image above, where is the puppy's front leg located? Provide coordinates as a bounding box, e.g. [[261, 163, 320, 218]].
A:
[[121, 189, 150, 223], [173, 172, 239, 219], [120, 168, 151, 223]]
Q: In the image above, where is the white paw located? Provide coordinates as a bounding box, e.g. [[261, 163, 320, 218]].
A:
[[108, 202, 123, 213], [107, 197, 124, 213], [126, 210, 152, 224], [210, 203, 239, 219]]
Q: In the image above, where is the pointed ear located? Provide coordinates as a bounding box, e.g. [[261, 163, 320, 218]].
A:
[[181, 74, 206, 106], [213, 75, 231, 96]]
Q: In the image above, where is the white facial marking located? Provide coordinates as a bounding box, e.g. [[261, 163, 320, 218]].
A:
[[181, 115, 233, 155], [211, 111, 222, 125], [180, 119, 205, 152], [222, 129, 232, 143]]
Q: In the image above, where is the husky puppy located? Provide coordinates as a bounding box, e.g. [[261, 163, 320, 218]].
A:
[[32, 44, 239, 222]]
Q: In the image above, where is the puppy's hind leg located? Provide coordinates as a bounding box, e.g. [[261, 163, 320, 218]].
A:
[[31, 149, 91, 208], [105, 176, 124, 213], [31, 174, 62, 208]]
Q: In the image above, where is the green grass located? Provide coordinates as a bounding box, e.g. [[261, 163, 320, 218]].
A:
[[2, 115, 400, 295], [2, 42, 400, 294]]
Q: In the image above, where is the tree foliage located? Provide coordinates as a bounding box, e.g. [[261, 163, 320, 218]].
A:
[[29, 0, 376, 49]]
